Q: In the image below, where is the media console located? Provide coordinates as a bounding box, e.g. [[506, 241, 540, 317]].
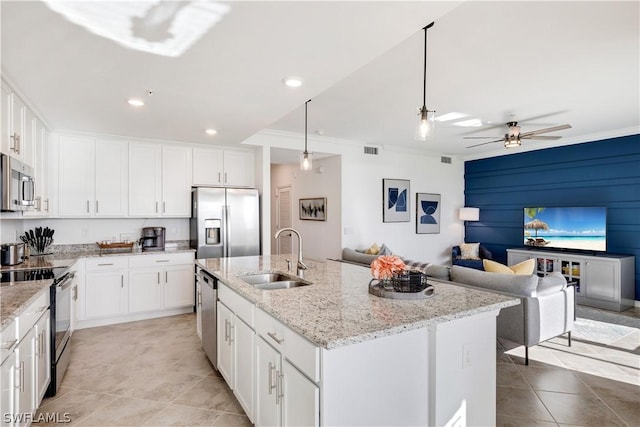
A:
[[507, 248, 635, 312]]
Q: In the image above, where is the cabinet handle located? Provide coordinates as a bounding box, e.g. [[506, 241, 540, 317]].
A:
[[229, 323, 234, 344], [267, 332, 284, 344], [276, 370, 284, 404], [224, 319, 230, 342], [17, 361, 24, 392], [121, 276, 124, 288], [72, 285, 78, 301], [163, 201, 166, 214], [197, 291, 202, 307], [0, 339, 17, 350], [11, 133, 20, 154], [218, 172, 221, 183], [45, 198, 49, 212], [155, 201, 158, 213], [224, 172, 228, 183], [268, 362, 276, 395], [165, 271, 168, 282], [155, 259, 170, 263], [86, 200, 90, 213], [96, 200, 99, 213], [35, 196, 42, 212], [35, 332, 41, 358], [98, 263, 114, 266]]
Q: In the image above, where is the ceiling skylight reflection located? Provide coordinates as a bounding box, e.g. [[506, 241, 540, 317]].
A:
[[453, 118, 483, 127], [43, 0, 230, 57]]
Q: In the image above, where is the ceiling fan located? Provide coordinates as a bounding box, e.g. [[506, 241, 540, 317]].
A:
[[465, 121, 572, 149]]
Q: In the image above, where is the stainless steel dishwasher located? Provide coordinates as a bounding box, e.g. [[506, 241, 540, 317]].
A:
[[198, 268, 218, 369]]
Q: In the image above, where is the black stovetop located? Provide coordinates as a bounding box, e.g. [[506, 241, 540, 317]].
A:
[[0, 267, 69, 284]]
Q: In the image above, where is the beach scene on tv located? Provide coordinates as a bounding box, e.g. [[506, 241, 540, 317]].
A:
[[523, 207, 607, 251]]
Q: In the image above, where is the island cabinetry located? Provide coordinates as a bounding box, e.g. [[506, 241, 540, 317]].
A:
[[192, 147, 254, 187], [507, 248, 635, 311], [217, 283, 255, 422], [254, 307, 320, 427]]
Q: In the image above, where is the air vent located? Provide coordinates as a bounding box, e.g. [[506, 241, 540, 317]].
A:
[[441, 156, 452, 164], [364, 146, 378, 155]]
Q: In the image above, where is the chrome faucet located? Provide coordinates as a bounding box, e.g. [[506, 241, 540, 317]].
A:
[[274, 227, 308, 277]]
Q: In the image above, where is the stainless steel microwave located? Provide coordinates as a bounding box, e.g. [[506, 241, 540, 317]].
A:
[[1, 154, 35, 212]]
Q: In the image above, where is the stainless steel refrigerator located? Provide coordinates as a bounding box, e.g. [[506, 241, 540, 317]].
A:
[[190, 187, 261, 259]]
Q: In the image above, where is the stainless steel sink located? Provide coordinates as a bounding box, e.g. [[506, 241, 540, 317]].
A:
[[239, 272, 311, 290]]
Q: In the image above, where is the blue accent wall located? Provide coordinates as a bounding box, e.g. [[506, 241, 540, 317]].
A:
[[464, 134, 640, 300]]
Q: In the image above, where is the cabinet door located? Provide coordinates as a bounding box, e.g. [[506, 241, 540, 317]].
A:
[[34, 311, 50, 406], [161, 145, 191, 216], [85, 271, 127, 319], [21, 107, 34, 169], [585, 260, 619, 302], [57, 135, 94, 216], [195, 280, 202, 340], [128, 268, 162, 313], [23, 118, 48, 217], [10, 94, 26, 163], [94, 139, 128, 216], [234, 318, 255, 422], [15, 328, 36, 423], [129, 142, 161, 216], [282, 360, 319, 427], [192, 147, 223, 186], [0, 352, 16, 427], [255, 336, 281, 427], [1, 83, 11, 156], [223, 151, 253, 187], [163, 265, 194, 309], [217, 302, 234, 385]]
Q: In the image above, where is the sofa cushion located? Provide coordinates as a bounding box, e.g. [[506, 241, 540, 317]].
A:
[[537, 272, 567, 296], [424, 264, 451, 280], [483, 259, 535, 275], [451, 265, 539, 297], [342, 248, 378, 266]]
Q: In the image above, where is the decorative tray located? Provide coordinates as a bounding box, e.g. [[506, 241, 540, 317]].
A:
[[368, 271, 435, 300], [96, 242, 134, 249]]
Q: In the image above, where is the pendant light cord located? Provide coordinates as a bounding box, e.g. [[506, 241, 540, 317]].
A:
[[422, 22, 434, 109], [304, 99, 311, 152]]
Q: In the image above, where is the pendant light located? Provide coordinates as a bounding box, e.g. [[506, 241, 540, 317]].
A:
[[300, 99, 312, 171], [416, 22, 435, 141]]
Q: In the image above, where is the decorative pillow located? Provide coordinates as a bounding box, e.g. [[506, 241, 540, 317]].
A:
[[364, 243, 380, 255], [378, 244, 393, 256], [483, 259, 535, 275], [459, 243, 480, 260]]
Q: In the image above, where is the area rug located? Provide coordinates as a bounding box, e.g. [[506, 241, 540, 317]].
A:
[[572, 317, 638, 345]]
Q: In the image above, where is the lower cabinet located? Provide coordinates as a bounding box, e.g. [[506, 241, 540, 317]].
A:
[[78, 252, 195, 329], [1, 352, 16, 427], [15, 328, 36, 425], [34, 311, 51, 406]]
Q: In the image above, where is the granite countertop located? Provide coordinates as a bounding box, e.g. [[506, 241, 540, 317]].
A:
[[196, 254, 520, 350], [0, 247, 195, 331]]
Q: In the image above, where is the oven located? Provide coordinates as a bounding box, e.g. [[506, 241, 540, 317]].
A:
[[46, 270, 75, 397]]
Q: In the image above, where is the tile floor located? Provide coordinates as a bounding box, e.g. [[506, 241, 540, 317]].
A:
[[35, 309, 639, 426]]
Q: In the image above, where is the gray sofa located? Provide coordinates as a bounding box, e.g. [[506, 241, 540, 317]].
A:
[[341, 248, 431, 272], [430, 265, 575, 365]]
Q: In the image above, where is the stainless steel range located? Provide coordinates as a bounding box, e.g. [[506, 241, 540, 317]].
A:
[[1, 266, 75, 397]]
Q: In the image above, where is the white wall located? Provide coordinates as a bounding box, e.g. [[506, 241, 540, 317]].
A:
[[270, 155, 342, 260], [246, 130, 465, 265]]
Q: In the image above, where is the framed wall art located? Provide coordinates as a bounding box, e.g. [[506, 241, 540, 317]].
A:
[[382, 179, 410, 222], [416, 193, 441, 233], [299, 197, 326, 221]]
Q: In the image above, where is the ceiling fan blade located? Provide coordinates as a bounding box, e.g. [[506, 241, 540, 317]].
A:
[[520, 124, 571, 137], [466, 139, 504, 149], [522, 135, 562, 140], [463, 136, 502, 139]]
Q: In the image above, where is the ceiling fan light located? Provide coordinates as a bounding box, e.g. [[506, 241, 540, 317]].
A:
[[504, 135, 521, 148]]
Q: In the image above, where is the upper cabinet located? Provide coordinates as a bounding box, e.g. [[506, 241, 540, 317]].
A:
[[56, 135, 128, 217], [192, 147, 254, 187], [23, 117, 50, 217], [1, 81, 32, 165], [129, 142, 191, 217]]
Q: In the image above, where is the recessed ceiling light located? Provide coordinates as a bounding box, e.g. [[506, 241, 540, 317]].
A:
[[434, 112, 468, 122], [128, 98, 144, 107], [453, 118, 483, 127], [205, 129, 218, 135], [282, 77, 303, 88]]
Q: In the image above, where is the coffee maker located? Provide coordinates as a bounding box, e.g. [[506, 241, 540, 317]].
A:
[[139, 227, 166, 252]]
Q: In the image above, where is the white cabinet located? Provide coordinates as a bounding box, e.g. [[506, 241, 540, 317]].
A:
[[85, 257, 128, 319], [507, 248, 635, 311], [1, 82, 30, 165], [15, 328, 36, 426], [195, 276, 202, 341], [192, 148, 254, 187], [1, 352, 16, 427], [34, 310, 50, 406], [256, 336, 281, 427], [282, 359, 319, 427], [217, 283, 255, 422], [56, 135, 128, 217], [128, 252, 195, 313], [129, 143, 191, 217]]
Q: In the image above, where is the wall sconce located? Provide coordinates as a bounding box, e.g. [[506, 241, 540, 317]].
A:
[[459, 207, 479, 222]]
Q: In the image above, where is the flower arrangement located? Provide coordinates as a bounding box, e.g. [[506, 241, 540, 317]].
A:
[[371, 255, 406, 280]]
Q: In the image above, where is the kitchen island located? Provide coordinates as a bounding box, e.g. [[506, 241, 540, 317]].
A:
[[197, 255, 520, 427]]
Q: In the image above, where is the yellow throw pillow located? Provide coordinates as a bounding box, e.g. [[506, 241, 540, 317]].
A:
[[364, 243, 380, 255], [459, 243, 480, 260], [483, 259, 535, 275]]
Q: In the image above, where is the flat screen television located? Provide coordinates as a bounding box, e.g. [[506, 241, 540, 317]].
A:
[[523, 207, 607, 252]]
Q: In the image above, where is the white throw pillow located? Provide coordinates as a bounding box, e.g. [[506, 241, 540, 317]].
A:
[[459, 243, 480, 260]]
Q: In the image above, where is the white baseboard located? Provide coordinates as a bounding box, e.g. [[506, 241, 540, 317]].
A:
[[74, 306, 193, 330]]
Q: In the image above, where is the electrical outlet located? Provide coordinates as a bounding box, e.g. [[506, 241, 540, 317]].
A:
[[462, 343, 472, 369], [81, 228, 88, 238]]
